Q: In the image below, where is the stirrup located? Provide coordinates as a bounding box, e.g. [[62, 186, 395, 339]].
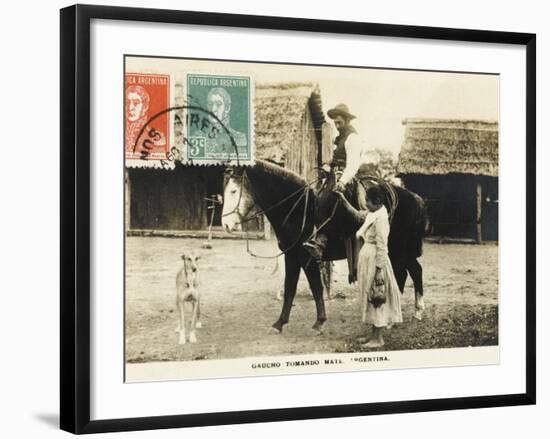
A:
[[303, 242, 323, 262]]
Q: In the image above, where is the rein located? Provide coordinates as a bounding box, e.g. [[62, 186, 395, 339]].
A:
[[305, 197, 340, 242], [224, 170, 321, 259], [222, 170, 314, 225], [244, 186, 311, 259]]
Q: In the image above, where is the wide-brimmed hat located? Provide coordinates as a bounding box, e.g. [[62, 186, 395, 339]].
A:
[[327, 104, 356, 120]]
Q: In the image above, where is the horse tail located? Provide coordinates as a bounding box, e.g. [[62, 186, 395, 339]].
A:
[[411, 191, 427, 258]]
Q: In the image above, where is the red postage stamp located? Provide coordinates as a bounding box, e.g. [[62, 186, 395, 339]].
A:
[[125, 73, 170, 161]]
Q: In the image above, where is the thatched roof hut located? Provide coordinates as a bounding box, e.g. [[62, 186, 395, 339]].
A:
[[397, 118, 499, 243], [397, 118, 498, 177], [255, 82, 325, 182]]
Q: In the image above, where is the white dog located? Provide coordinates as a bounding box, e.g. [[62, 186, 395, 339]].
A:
[[175, 251, 202, 344]]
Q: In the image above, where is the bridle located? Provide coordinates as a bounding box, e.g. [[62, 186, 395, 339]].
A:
[[222, 169, 320, 259], [223, 169, 314, 222], [221, 169, 254, 224]]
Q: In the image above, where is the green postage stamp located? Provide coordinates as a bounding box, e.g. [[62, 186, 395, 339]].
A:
[[186, 73, 254, 165]]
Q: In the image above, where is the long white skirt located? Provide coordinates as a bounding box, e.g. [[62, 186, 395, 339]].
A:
[[357, 242, 403, 327]]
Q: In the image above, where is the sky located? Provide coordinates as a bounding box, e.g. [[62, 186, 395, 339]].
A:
[[127, 57, 500, 157], [317, 69, 499, 156]]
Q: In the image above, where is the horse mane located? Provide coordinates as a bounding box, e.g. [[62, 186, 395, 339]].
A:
[[253, 159, 309, 188]]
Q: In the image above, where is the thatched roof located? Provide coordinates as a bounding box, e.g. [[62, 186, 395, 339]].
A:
[[255, 82, 324, 164], [397, 118, 498, 177]]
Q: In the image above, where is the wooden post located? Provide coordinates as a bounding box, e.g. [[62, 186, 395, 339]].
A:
[[125, 168, 131, 233], [476, 181, 482, 244], [206, 199, 216, 242]]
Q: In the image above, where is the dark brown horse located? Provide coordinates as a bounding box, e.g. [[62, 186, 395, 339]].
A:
[[222, 160, 326, 333], [221, 159, 427, 334]]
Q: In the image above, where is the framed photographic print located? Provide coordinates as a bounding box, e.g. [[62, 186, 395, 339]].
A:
[[60, 4, 536, 434]]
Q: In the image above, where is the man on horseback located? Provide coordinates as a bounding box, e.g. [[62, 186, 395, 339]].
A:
[[328, 104, 369, 195], [303, 103, 370, 262]]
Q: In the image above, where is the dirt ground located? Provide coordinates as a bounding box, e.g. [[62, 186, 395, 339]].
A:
[[125, 237, 498, 363]]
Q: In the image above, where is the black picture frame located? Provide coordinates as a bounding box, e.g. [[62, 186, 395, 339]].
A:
[[60, 4, 536, 434]]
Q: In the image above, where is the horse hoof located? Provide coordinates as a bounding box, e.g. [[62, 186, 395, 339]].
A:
[[269, 326, 281, 335], [414, 311, 423, 321], [312, 322, 326, 335]]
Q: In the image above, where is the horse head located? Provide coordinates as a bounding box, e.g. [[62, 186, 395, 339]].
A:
[[221, 167, 258, 233]]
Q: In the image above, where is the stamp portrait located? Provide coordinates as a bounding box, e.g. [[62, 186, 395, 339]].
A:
[[186, 74, 252, 162], [125, 73, 171, 161]]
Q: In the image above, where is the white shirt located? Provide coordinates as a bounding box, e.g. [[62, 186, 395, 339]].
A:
[[355, 205, 389, 269], [338, 132, 374, 185]]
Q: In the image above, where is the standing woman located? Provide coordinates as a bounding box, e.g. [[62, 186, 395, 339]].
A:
[[355, 185, 403, 348]]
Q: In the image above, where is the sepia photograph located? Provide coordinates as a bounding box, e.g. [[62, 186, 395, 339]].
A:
[[124, 55, 499, 382]]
